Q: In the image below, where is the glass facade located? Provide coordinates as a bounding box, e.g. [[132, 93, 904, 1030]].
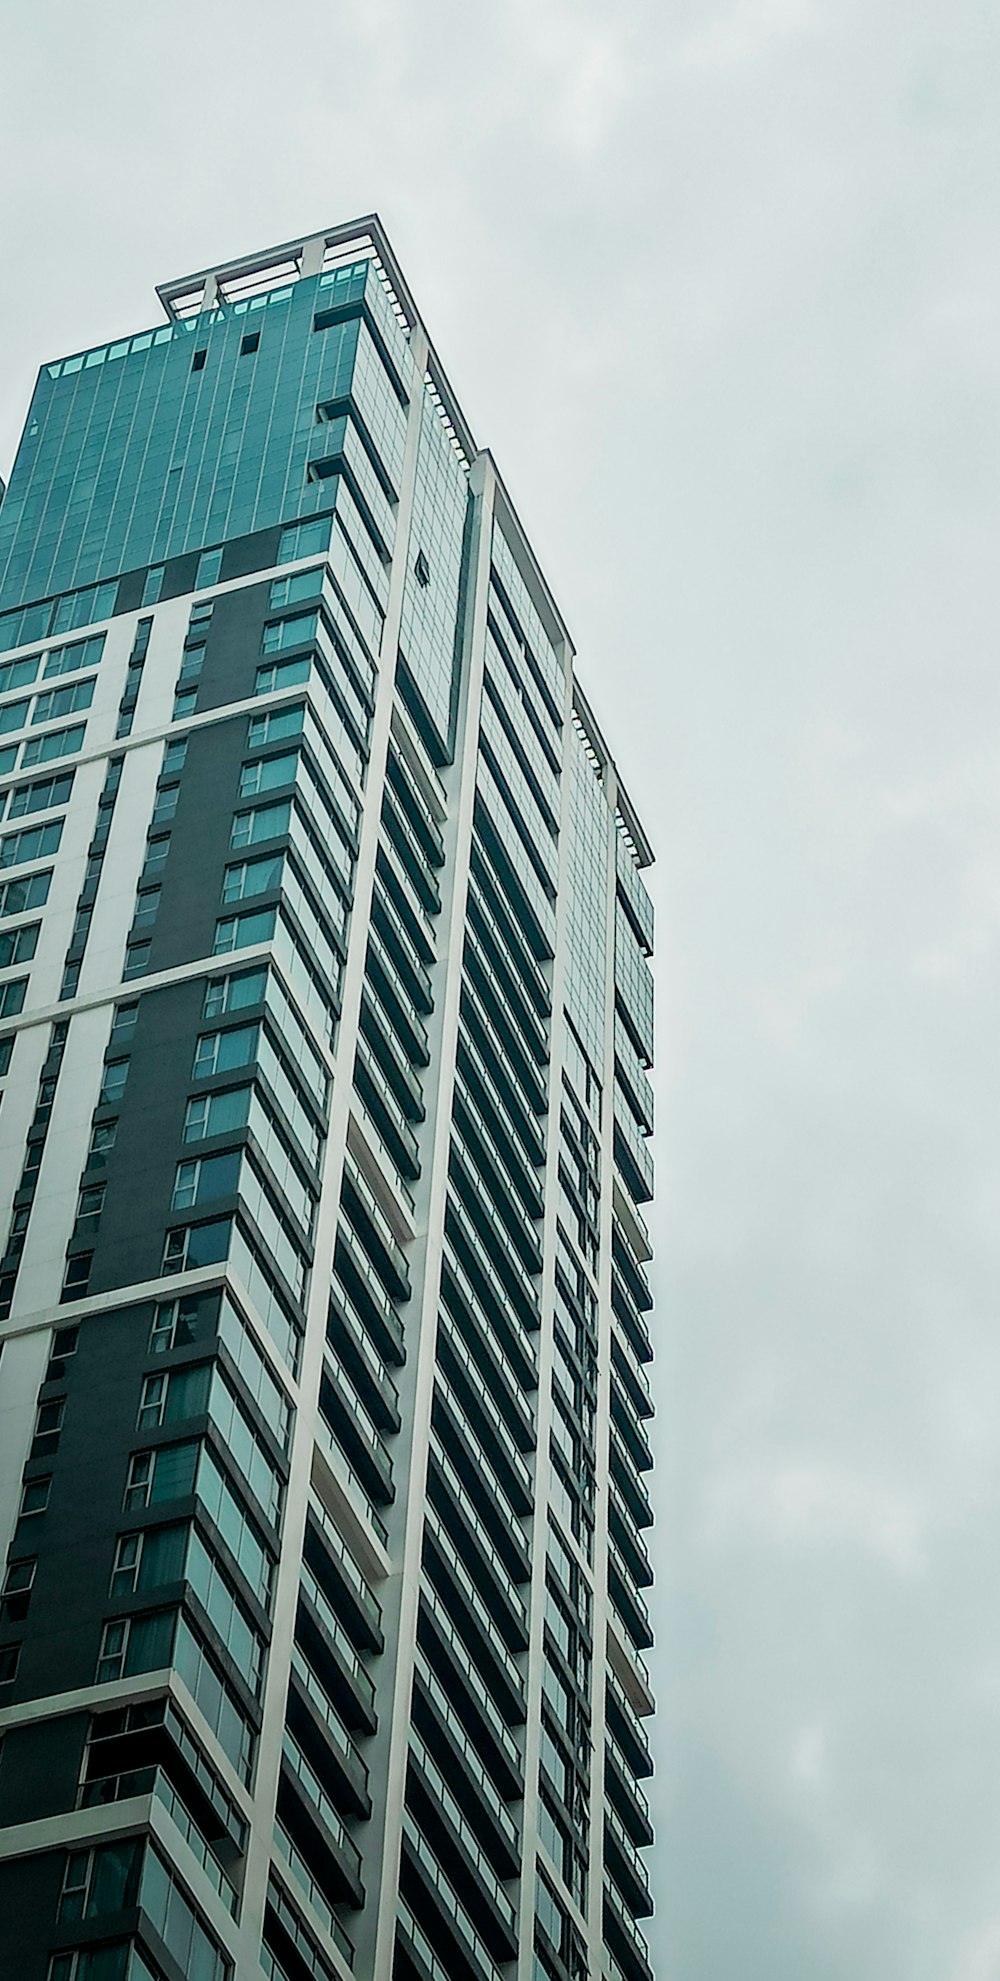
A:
[[0, 220, 655, 1981]]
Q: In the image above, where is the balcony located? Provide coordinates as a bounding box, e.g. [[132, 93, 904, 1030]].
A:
[[406, 1732, 518, 1959], [463, 916, 549, 1070], [440, 1275, 536, 1454], [271, 1821, 356, 1973], [360, 988, 426, 1119], [605, 1731, 654, 1845], [422, 1506, 526, 1724], [603, 1881, 653, 1981], [341, 1159, 411, 1302], [334, 1223, 406, 1365], [400, 1813, 508, 1981], [457, 1024, 545, 1171], [319, 1363, 395, 1507], [468, 843, 551, 1018], [611, 1265, 652, 1366], [427, 1431, 530, 1647], [287, 1645, 371, 1820], [278, 1729, 364, 1909], [609, 1484, 654, 1591], [381, 787, 441, 914], [434, 1322, 534, 1520], [386, 752, 445, 869], [297, 1570, 377, 1735], [608, 1550, 654, 1654], [604, 1800, 653, 1919], [610, 1370, 653, 1474], [606, 1668, 654, 1780], [372, 888, 434, 1014], [305, 1495, 383, 1651], [327, 1286, 401, 1432], [611, 1328, 653, 1424], [354, 1037, 421, 1181], [377, 837, 439, 949], [447, 1134, 540, 1332], [441, 1240, 538, 1398], [412, 1647, 521, 1875], [613, 1106, 653, 1207], [417, 1584, 523, 1801], [458, 969, 548, 1120], [612, 1221, 653, 1316], [453, 1072, 544, 1229], [365, 927, 431, 1068], [610, 1424, 654, 1531]]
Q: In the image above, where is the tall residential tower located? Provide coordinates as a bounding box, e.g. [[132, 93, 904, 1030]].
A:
[[0, 219, 656, 1981]]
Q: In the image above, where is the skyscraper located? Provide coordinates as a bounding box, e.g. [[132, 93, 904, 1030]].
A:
[[0, 217, 655, 1981]]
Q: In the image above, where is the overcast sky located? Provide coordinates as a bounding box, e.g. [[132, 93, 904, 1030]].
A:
[[3, 2, 1000, 1974]]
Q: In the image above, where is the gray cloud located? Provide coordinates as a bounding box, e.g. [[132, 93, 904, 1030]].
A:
[[3, 2, 1000, 1972]]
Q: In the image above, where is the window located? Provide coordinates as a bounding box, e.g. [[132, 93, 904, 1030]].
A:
[[76, 1182, 106, 1227], [138, 1362, 211, 1430], [247, 704, 304, 750], [240, 331, 260, 357], [32, 678, 95, 727], [46, 1323, 79, 1378], [278, 517, 331, 564], [0, 819, 63, 869], [21, 722, 85, 767], [0, 1644, 19, 1689], [414, 548, 431, 588], [141, 566, 165, 606], [123, 938, 149, 986], [191, 348, 207, 372], [0, 977, 27, 1018], [0, 923, 38, 967], [0, 655, 39, 695], [31, 1398, 64, 1459], [140, 1843, 229, 1981], [9, 772, 73, 818], [261, 610, 318, 655], [43, 634, 105, 680], [231, 801, 291, 849], [222, 853, 283, 903], [110, 1523, 187, 1597], [57, 1838, 142, 1924], [151, 785, 179, 826], [1, 1557, 36, 1622], [269, 569, 323, 612], [195, 546, 223, 588], [239, 752, 297, 799], [89, 1120, 117, 1163], [256, 656, 311, 697], [20, 1476, 51, 1516], [132, 885, 160, 928], [203, 968, 266, 1020], [0, 1036, 14, 1076], [0, 697, 30, 735], [96, 1609, 174, 1684], [162, 737, 188, 775], [162, 1217, 231, 1276], [125, 1440, 199, 1510], [150, 1293, 208, 1354], [172, 1151, 241, 1211], [183, 1086, 252, 1143], [173, 687, 198, 721], [99, 1058, 129, 1105], [110, 1002, 138, 1042], [0, 869, 50, 920], [193, 1023, 258, 1078], [213, 906, 276, 954], [61, 1252, 93, 1300]]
